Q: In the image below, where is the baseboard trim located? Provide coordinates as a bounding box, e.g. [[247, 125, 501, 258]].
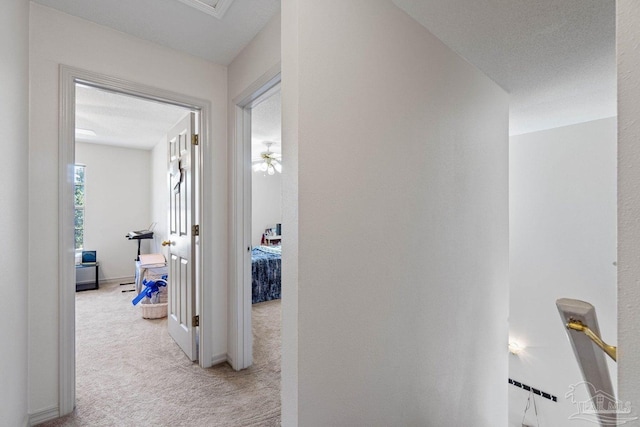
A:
[[29, 405, 60, 426], [102, 276, 135, 286], [211, 353, 228, 366], [75, 276, 135, 288]]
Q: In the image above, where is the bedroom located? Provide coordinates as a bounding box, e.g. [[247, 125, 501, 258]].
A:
[[73, 84, 191, 293], [72, 83, 203, 400], [250, 88, 283, 307]]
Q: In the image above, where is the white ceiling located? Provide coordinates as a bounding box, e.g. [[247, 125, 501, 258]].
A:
[[32, 0, 280, 65], [76, 84, 281, 155], [391, 0, 616, 135], [251, 91, 282, 161], [75, 85, 190, 150], [43, 0, 615, 139]]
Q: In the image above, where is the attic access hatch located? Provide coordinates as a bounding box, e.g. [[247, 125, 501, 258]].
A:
[[176, 0, 235, 19]]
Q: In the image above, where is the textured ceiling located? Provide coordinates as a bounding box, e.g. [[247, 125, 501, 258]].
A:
[[75, 85, 191, 150], [392, 0, 616, 135], [32, 0, 280, 65], [76, 83, 280, 154], [44, 0, 614, 138]]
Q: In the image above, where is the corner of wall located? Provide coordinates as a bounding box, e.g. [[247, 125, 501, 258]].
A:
[[2, 0, 29, 425], [617, 0, 640, 417], [280, 0, 298, 424]]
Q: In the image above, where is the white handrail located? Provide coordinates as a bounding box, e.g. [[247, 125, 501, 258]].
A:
[[556, 298, 616, 427]]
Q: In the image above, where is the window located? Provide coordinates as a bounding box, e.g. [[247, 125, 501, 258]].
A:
[[74, 165, 86, 250]]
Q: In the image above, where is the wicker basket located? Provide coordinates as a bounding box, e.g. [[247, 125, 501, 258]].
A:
[[141, 302, 167, 319]]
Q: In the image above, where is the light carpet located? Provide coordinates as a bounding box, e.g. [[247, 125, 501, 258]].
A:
[[39, 281, 281, 427]]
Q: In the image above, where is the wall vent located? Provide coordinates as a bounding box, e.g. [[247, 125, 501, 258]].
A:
[[176, 0, 235, 19]]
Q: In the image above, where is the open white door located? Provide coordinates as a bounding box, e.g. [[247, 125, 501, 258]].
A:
[[165, 112, 198, 361]]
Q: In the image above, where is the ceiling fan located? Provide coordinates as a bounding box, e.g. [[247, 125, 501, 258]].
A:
[[252, 142, 282, 175]]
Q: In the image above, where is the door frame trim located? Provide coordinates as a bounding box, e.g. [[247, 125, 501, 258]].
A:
[[58, 65, 212, 415], [229, 63, 281, 370]]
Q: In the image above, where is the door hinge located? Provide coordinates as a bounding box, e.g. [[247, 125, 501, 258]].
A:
[[193, 315, 199, 327], [192, 224, 200, 236], [192, 134, 199, 146]]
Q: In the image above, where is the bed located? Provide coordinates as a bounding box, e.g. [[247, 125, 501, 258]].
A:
[[251, 245, 281, 304]]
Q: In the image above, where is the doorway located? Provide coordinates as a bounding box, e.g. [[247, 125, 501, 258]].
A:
[[230, 67, 281, 371], [74, 82, 196, 359], [58, 66, 213, 415], [249, 86, 282, 373]]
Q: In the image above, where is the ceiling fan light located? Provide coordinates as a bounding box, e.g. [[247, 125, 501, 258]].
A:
[[268, 164, 275, 175], [260, 162, 268, 172], [274, 162, 282, 173]]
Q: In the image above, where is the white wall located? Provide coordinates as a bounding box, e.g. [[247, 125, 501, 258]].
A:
[[75, 143, 151, 281], [28, 3, 227, 416], [252, 170, 283, 246], [280, 4, 299, 423], [509, 118, 617, 426], [282, 0, 509, 425], [0, 0, 29, 425], [618, 0, 640, 419], [227, 13, 281, 368], [227, 13, 281, 104]]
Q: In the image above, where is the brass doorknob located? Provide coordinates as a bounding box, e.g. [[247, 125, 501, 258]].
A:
[[161, 240, 172, 247]]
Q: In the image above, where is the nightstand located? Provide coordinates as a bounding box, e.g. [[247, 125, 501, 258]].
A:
[[76, 262, 99, 291], [264, 235, 281, 246]]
